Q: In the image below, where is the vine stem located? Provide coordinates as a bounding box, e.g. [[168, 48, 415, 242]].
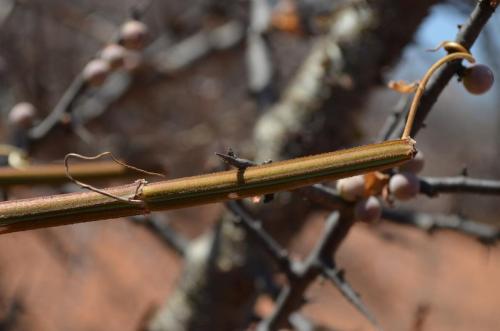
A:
[[402, 52, 475, 138]]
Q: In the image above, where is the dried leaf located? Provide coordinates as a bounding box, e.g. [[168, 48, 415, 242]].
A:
[[388, 80, 418, 94]]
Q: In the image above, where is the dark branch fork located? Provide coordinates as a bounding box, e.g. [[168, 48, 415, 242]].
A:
[[226, 201, 380, 331]]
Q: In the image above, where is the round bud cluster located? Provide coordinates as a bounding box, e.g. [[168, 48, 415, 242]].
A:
[[82, 59, 111, 87], [462, 64, 494, 95], [119, 20, 149, 51], [336, 175, 365, 202], [337, 151, 427, 222], [389, 150, 424, 201], [389, 172, 420, 201], [355, 196, 382, 223], [9, 102, 36, 128], [100, 44, 127, 70], [337, 175, 382, 223]]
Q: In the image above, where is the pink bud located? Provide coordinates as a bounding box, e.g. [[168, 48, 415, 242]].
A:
[[462, 64, 494, 95], [82, 59, 110, 86], [120, 20, 149, 50], [389, 172, 420, 201], [9, 102, 36, 127], [100, 44, 126, 69], [336, 175, 365, 201]]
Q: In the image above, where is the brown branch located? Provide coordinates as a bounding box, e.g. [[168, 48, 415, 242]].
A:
[[0, 139, 414, 233]]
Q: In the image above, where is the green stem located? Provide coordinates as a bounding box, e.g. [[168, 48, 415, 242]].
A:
[[0, 139, 415, 233]]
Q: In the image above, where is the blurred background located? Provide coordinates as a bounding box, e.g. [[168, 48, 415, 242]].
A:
[[0, 0, 499, 330]]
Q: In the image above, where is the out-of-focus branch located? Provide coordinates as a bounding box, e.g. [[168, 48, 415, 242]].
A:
[[382, 208, 500, 244], [0, 160, 145, 187], [377, 95, 411, 142], [28, 76, 87, 140], [152, 20, 244, 74], [389, 0, 499, 139], [0, 0, 15, 28], [27, 1, 154, 142], [246, 0, 276, 109], [130, 214, 189, 256], [226, 201, 292, 275], [227, 201, 378, 330], [302, 183, 500, 244], [420, 176, 500, 196]]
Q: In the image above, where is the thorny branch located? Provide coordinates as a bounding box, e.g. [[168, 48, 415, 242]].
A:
[[226, 201, 378, 330]]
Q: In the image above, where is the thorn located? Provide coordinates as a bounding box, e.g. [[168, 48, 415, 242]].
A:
[[324, 265, 381, 330], [215, 149, 256, 170]]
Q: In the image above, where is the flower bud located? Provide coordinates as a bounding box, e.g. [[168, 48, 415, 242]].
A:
[[336, 175, 365, 201], [462, 64, 494, 95], [120, 20, 149, 50], [389, 172, 420, 201], [82, 59, 111, 86]]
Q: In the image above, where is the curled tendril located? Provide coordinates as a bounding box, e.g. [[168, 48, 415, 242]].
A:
[[426, 41, 469, 54], [402, 44, 476, 138], [64, 151, 165, 206]]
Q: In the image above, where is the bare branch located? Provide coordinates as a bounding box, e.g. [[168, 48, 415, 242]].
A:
[[382, 208, 500, 244], [152, 20, 244, 74], [419, 176, 500, 196]]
